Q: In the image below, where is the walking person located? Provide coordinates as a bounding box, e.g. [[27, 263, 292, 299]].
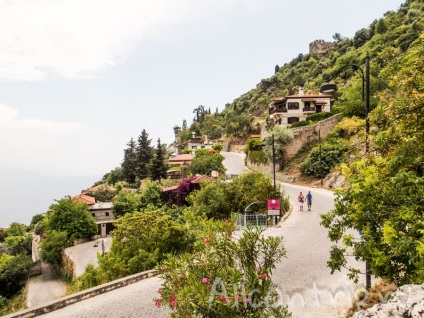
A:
[[306, 191, 312, 211], [298, 192, 305, 211]]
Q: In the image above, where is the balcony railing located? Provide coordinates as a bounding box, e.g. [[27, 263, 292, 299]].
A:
[[269, 107, 287, 115], [303, 107, 316, 113]]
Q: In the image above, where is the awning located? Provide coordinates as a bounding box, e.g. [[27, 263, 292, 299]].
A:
[[314, 100, 327, 105]]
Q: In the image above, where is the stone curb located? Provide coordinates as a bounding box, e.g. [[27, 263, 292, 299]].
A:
[[4, 269, 158, 318]]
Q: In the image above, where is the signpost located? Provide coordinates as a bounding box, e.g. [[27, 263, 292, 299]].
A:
[[267, 199, 280, 216]]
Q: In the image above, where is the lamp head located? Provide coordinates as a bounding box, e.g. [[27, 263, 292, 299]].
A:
[[319, 83, 338, 94]]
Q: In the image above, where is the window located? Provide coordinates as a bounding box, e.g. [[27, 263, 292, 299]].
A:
[[92, 213, 95, 217], [287, 102, 299, 110], [105, 212, 110, 217], [288, 117, 299, 124], [304, 102, 310, 108]]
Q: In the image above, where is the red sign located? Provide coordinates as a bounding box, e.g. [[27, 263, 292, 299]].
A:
[[267, 199, 280, 211]]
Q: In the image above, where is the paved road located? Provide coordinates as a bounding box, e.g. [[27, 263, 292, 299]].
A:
[[65, 237, 112, 276], [26, 261, 67, 308], [35, 153, 363, 317], [269, 183, 364, 317], [221, 151, 249, 176]]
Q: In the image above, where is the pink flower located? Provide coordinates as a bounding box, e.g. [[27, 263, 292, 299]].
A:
[[171, 300, 177, 307], [219, 295, 225, 301], [204, 237, 210, 244], [155, 301, 161, 307], [245, 298, 250, 303], [260, 274, 268, 280], [202, 278, 209, 284], [224, 218, 228, 223]]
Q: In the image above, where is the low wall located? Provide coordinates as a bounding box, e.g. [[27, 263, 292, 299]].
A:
[[4, 269, 158, 318]]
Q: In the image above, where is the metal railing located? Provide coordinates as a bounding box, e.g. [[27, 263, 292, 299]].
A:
[[233, 213, 269, 229]]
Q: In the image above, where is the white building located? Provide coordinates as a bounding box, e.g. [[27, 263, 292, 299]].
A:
[[269, 87, 332, 126]]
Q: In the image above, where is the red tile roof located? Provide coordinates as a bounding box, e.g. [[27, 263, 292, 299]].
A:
[[169, 154, 193, 162], [72, 194, 95, 205]]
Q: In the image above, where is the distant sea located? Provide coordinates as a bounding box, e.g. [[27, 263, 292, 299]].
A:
[[0, 175, 100, 228]]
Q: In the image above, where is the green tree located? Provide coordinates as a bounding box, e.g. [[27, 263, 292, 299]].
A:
[[112, 190, 141, 218], [189, 149, 226, 176], [30, 214, 45, 226], [7, 223, 26, 237], [89, 185, 116, 202], [47, 197, 98, 241], [107, 210, 189, 276], [0, 254, 32, 298], [262, 126, 293, 169], [149, 138, 168, 181], [136, 129, 153, 180], [188, 171, 289, 219], [156, 219, 291, 317], [40, 230, 70, 266], [139, 180, 164, 210], [103, 167, 123, 185], [321, 35, 424, 285], [121, 138, 138, 184]]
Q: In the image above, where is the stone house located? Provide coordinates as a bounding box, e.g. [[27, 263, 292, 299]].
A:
[[177, 134, 214, 155], [269, 87, 332, 126], [88, 202, 114, 238]]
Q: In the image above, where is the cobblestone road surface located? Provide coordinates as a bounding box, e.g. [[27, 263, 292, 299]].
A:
[[40, 277, 169, 318]]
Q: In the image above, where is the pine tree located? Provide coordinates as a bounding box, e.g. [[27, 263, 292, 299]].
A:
[[121, 138, 137, 184], [149, 138, 168, 181], [136, 129, 153, 180]]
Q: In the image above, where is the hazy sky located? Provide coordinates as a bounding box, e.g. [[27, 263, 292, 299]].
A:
[[0, 0, 405, 226]]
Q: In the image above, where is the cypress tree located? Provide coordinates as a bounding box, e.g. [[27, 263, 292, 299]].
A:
[[121, 138, 137, 184], [136, 129, 153, 180], [150, 138, 168, 181]]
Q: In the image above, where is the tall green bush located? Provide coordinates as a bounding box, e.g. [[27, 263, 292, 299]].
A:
[[298, 143, 347, 178]]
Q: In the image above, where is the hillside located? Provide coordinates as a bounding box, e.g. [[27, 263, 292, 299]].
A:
[[178, 0, 423, 144]]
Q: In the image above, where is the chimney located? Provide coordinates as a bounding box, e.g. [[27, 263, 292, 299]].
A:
[[299, 87, 304, 96]]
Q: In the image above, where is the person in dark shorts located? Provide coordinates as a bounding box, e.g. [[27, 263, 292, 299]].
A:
[[306, 191, 312, 211]]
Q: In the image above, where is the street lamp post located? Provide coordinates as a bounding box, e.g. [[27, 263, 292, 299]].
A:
[[320, 55, 371, 289], [261, 134, 276, 198]]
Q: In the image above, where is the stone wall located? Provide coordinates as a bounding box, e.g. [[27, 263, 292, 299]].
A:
[[309, 39, 335, 55], [4, 270, 158, 318], [285, 113, 342, 161]]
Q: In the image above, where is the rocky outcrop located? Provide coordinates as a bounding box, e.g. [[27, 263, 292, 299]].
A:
[[353, 284, 424, 318], [323, 171, 346, 189]]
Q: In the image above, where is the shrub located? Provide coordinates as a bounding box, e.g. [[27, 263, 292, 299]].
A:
[[298, 143, 347, 178], [249, 150, 268, 165], [0, 254, 32, 298], [156, 219, 291, 317]]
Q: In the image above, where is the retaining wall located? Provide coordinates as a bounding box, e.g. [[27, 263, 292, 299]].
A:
[[285, 113, 342, 160], [4, 269, 158, 318]]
